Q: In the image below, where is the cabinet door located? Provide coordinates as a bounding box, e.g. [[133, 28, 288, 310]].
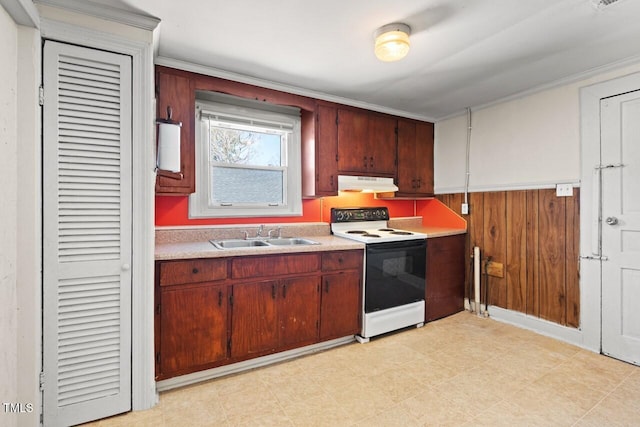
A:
[[279, 277, 320, 347], [337, 109, 369, 173], [426, 234, 466, 321], [160, 283, 228, 376], [155, 67, 195, 194], [414, 121, 434, 195], [396, 119, 434, 197], [315, 104, 339, 195], [368, 113, 397, 175], [396, 119, 417, 194], [231, 280, 279, 357], [320, 271, 362, 340]]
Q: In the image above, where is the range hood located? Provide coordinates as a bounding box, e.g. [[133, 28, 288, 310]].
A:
[[337, 175, 398, 193]]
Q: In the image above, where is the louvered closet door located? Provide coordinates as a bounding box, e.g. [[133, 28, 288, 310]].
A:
[[43, 41, 132, 427]]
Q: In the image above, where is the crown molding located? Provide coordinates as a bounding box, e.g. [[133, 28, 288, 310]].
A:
[[155, 56, 435, 122], [1, 0, 39, 27], [34, 0, 159, 30]]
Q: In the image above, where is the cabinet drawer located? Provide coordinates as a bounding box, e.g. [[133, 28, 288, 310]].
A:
[[232, 253, 320, 279], [159, 259, 228, 286], [322, 250, 362, 271]]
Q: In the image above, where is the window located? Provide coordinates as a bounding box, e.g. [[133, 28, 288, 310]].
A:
[[189, 93, 302, 218]]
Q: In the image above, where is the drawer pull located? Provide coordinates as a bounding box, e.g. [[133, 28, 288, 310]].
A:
[[272, 284, 276, 299], [192, 267, 199, 274], [282, 284, 287, 298], [218, 290, 223, 307]]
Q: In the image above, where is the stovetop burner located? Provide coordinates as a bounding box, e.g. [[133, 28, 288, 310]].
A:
[[330, 207, 427, 243]]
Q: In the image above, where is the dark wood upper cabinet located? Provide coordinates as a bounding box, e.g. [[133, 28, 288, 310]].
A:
[[368, 113, 397, 176], [396, 119, 434, 197], [337, 108, 397, 176], [153, 65, 434, 198], [155, 68, 196, 194], [302, 103, 339, 197], [337, 108, 369, 173]]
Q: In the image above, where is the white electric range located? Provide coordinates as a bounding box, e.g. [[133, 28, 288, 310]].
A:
[[330, 207, 427, 342]]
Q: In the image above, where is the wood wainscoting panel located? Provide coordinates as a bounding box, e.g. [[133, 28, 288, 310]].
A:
[[483, 192, 508, 307], [526, 190, 540, 318], [538, 189, 567, 325], [506, 191, 527, 313], [437, 188, 580, 328], [565, 190, 580, 328]]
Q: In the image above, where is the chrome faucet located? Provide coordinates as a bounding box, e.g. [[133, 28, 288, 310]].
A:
[[243, 225, 266, 239], [268, 227, 282, 239]]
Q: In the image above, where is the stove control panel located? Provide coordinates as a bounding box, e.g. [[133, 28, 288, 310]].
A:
[[331, 207, 390, 223]]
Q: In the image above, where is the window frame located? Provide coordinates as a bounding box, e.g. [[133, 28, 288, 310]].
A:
[[189, 97, 302, 218]]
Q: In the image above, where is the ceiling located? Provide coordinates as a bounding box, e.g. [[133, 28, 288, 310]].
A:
[[114, 0, 640, 120]]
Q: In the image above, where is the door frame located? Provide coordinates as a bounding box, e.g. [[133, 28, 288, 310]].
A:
[[39, 16, 157, 412], [579, 71, 640, 353]]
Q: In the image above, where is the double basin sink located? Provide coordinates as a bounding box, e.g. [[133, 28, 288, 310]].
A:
[[210, 237, 320, 250]]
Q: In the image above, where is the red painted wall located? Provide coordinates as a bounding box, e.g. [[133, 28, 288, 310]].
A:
[[155, 193, 416, 226]]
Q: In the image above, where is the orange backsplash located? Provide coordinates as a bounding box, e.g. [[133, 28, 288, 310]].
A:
[[155, 193, 465, 228]]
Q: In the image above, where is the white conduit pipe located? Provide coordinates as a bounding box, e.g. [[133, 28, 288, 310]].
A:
[[474, 246, 481, 316]]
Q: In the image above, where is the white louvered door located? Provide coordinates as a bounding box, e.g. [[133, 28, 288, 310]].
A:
[[43, 41, 132, 427]]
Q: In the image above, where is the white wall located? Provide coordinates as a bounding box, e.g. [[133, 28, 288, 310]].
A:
[[16, 24, 41, 427], [1, 4, 41, 426], [435, 62, 640, 194], [0, 5, 19, 427]]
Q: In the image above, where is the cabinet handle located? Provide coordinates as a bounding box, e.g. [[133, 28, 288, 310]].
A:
[[218, 290, 223, 307], [363, 156, 368, 168], [411, 179, 416, 189], [272, 284, 276, 299], [192, 267, 199, 274], [417, 178, 421, 188], [282, 283, 287, 298], [338, 257, 343, 263], [325, 280, 330, 293], [369, 157, 374, 168]]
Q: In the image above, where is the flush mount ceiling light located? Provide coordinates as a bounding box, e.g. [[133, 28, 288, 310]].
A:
[[374, 23, 411, 62]]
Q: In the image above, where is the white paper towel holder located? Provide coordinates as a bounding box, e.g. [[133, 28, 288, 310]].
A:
[[156, 105, 183, 179]]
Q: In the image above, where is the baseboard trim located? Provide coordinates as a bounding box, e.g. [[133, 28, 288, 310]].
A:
[[487, 305, 596, 352], [156, 336, 355, 392]]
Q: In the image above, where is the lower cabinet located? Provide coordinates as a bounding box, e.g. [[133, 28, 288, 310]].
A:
[[320, 251, 362, 340], [155, 249, 363, 380], [425, 234, 466, 321], [159, 283, 228, 377], [230, 277, 320, 358], [320, 271, 361, 340]]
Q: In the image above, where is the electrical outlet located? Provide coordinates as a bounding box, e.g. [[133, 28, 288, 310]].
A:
[[461, 203, 469, 215], [556, 183, 573, 197]]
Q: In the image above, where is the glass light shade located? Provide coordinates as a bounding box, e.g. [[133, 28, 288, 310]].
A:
[[374, 23, 411, 62]]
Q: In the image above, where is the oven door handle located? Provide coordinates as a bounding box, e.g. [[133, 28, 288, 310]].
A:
[[366, 239, 427, 254]]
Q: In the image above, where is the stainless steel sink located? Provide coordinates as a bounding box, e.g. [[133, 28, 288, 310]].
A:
[[210, 237, 320, 249], [265, 238, 320, 246], [210, 239, 271, 249]]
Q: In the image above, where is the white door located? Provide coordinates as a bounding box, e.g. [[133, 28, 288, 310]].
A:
[[42, 40, 132, 426], [601, 90, 640, 366]]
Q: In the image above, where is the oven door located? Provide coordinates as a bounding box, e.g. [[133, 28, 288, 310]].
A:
[[364, 239, 427, 313]]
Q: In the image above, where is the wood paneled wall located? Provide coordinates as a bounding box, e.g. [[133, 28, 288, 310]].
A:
[[437, 189, 580, 328]]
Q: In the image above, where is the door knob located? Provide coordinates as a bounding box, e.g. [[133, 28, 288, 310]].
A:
[[605, 216, 618, 225], [122, 264, 131, 271]]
